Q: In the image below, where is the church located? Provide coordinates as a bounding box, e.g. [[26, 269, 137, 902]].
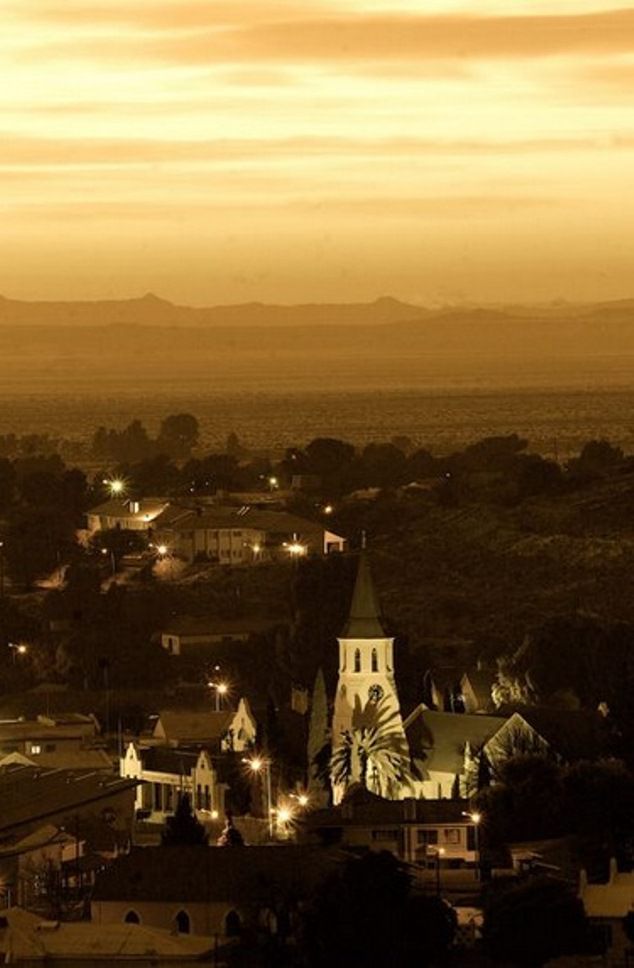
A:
[[330, 552, 415, 804]]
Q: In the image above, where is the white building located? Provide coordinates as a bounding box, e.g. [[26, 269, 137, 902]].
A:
[[331, 553, 410, 804], [120, 744, 227, 825], [86, 498, 170, 533]]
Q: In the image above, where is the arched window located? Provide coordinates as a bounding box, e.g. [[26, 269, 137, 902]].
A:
[[175, 910, 191, 934], [354, 649, 361, 673], [371, 648, 378, 672], [124, 910, 140, 924], [225, 910, 242, 937]]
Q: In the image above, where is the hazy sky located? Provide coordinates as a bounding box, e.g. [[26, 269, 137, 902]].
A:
[[3, 1, 634, 305]]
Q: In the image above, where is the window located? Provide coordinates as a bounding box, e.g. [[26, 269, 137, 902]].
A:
[[443, 828, 461, 845], [45, 743, 56, 753], [124, 910, 140, 924], [153, 784, 163, 811], [371, 648, 378, 672], [371, 829, 398, 842], [204, 785, 211, 810], [165, 786, 173, 812], [30, 744, 42, 755], [354, 649, 361, 673], [225, 910, 242, 937], [196, 784, 202, 809], [417, 829, 438, 845], [175, 910, 191, 934]]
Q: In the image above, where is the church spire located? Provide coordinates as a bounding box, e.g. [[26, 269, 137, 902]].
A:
[[341, 552, 386, 639]]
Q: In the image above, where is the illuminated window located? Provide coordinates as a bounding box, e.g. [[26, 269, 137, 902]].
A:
[[30, 744, 41, 755]]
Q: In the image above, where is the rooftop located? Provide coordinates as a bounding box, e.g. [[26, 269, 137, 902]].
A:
[[0, 907, 215, 960], [93, 845, 343, 904], [0, 764, 138, 837], [340, 553, 386, 639]]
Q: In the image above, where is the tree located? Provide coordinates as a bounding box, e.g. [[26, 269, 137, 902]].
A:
[[330, 699, 414, 799], [301, 851, 456, 968], [157, 413, 199, 458], [307, 668, 330, 807], [161, 793, 208, 846], [475, 754, 565, 845], [482, 876, 588, 967]]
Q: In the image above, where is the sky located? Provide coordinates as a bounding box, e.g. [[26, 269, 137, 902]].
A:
[[3, 0, 634, 305]]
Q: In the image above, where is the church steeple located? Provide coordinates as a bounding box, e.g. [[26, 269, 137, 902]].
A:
[[341, 553, 386, 640]]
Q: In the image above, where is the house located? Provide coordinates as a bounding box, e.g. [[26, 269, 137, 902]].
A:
[[91, 845, 341, 939], [405, 706, 606, 799], [150, 699, 257, 752], [86, 497, 170, 533], [160, 617, 282, 656], [0, 714, 112, 772], [303, 786, 479, 872], [580, 859, 634, 963], [405, 708, 507, 798], [0, 816, 130, 913], [0, 907, 216, 962], [120, 744, 227, 825], [0, 764, 138, 846], [152, 505, 345, 564]]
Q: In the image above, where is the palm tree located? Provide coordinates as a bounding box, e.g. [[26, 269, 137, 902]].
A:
[[330, 699, 414, 799]]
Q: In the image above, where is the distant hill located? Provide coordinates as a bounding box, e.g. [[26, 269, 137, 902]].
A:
[[0, 293, 426, 328], [2, 293, 634, 392]]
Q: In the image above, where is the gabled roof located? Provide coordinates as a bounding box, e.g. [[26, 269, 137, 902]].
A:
[[306, 786, 474, 829], [153, 708, 234, 745], [497, 706, 606, 762], [92, 845, 342, 904], [0, 908, 215, 960], [404, 707, 506, 774], [140, 746, 204, 775], [340, 553, 386, 639], [88, 498, 170, 520], [0, 765, 139, 836]]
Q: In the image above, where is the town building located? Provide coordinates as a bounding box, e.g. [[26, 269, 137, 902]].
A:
[[0, 714, 112, 772], [0, 907, 216, 963], [303, 785, 479, 872], [86, 498, 171, 533], [579, 859, 634, 963], [0, 763, 138, 846], [91, 845, 341, 939], [152, 505, 345, 564], [149, 700, 257, 752], [120, 745, 227, 825], [159, 617, 283, 656]]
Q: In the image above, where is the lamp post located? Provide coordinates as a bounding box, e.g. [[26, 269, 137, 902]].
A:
[[101, 547, 116, 576], [209, 680, 229, 713], [435, 846, 445, 896], [463, 811, 482, 880], [8, 642, 27, 665], [243, 755, 273, 839]]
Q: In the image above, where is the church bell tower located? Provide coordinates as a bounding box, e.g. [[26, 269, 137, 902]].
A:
[[331, 552, 407, 803]]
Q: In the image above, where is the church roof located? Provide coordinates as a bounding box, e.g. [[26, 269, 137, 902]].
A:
[[340, 553, 386, 639]]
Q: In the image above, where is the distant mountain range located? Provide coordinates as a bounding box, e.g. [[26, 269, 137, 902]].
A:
[[2, 293, 634, 392], [2, 292, 634, 328]]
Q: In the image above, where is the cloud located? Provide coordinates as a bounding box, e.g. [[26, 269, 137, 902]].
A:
[[15, 9, 634, 65], [2, 135, 633, 169]]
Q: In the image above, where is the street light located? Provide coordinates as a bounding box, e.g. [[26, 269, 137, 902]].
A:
[[101, 547, 116, 576], [435, 847, 445, 896], [8, 642, 27, 665], [103, 477, 126, 497], [208, 679, 229, 712], [243, 755, 273, 839], [463, 811, 482, 880], [290, 792, 309, 809]]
